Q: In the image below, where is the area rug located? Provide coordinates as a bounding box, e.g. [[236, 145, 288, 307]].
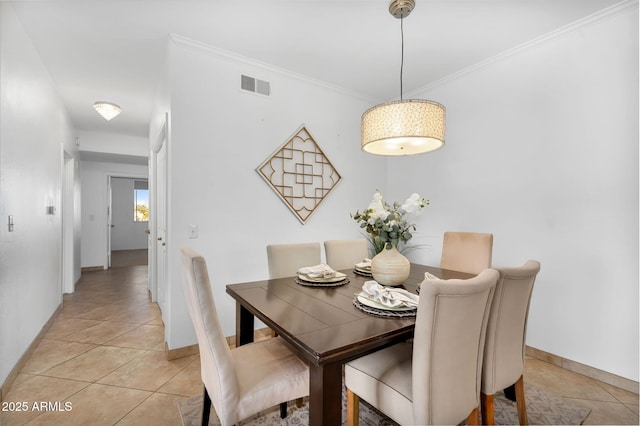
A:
[[177, 383, 590, 425]]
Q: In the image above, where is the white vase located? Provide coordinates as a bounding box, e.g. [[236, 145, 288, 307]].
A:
[[371, 244, 410, 286]]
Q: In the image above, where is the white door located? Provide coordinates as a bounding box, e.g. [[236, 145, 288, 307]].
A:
[[62, 150, 75, 293], [156, 142, 167, 311], [107, 176, 113, 269], [150, 114, 168, 310]]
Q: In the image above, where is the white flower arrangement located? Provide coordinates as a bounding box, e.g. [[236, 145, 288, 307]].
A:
[[351, 191, 429, 254]]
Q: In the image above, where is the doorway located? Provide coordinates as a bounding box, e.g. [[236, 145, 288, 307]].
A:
[[106, 175, 150, 269], [149, 113, 168, 312], [62, 150, 76, 293]]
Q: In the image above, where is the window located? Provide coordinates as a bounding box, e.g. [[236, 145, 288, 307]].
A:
[[134, 180, 149, 222]]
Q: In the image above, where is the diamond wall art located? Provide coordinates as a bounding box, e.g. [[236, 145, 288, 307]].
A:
[[257, 125, 342, 224]]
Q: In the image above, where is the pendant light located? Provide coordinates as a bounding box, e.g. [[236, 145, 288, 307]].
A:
[[361, 0, 446, 156]]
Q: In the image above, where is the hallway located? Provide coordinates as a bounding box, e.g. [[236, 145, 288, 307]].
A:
[[1, 250, 202, 425]]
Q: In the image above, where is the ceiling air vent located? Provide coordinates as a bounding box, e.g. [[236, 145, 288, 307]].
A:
[[241, 75, 271, 96]]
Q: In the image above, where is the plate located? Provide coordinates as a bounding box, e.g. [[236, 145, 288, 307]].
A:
[[356, 293, 417, 312], [352, 298, 417, 318], [354, 268, 373, 277], [296, 277, 349, 287], [297, 272, 347, 283]]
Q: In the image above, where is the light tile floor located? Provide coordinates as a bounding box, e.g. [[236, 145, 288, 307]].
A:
[[2, 252, 202, 426], [1, 250, 638, 425]]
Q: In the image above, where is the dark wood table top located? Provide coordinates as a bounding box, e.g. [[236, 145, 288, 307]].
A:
[[227, 264, 473, 364], [226, 263, 474, 425]]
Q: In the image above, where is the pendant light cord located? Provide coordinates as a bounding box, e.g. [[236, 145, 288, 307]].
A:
[[400, 13, 405, 101]]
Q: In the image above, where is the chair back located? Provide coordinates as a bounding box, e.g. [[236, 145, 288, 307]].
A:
[[266, 242, 321, 279], [482, 260, 541, 394], [440, 231, 493, 274], [412, 269, 498, 425], [180, 247, 239, 422], [324, 239, 369, 271]]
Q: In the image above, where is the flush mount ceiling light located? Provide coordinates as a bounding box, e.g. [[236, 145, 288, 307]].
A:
[[361, 0, 446, 156], [93, 101, 121, 121]]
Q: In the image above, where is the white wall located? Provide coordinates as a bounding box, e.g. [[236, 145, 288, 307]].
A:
[[156, 37, 387, 349], [110, 177, 149, 251], [0, 3, 78, 386], [80, 161, 148, 268], [390, 6, 638, 381], [78, 130, 148, 157]]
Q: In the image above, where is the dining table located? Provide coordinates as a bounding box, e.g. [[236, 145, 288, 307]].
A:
[[225, 263, 474, 426]]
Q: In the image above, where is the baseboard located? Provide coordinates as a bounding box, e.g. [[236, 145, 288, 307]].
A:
[[164, 328, 275, 360], [81, 266, 104, 272], [526, 346, 639, 395], [0, 303, 62, 402], [165, 342, 199, 361]]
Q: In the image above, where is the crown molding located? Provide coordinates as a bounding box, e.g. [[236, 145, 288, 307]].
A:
[[168, 33, 376, 103], [407, 0, 639, 97]]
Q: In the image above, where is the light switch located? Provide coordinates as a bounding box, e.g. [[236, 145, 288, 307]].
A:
[[189, 224, 198, 239]]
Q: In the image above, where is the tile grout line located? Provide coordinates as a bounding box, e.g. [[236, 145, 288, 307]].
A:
[[591, 377, 633, 405], [564, 394, 640, 415], [25, 297, 164, 402]]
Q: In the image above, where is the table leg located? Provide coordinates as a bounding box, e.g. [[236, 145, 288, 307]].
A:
[[308, 362, 343, 426], [235, 303, 254, 347]]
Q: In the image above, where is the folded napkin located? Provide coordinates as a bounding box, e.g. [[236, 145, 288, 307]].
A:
[[297, 263, 336, 279], [355, 258, 372, 270], [361, 280, 419, 308]]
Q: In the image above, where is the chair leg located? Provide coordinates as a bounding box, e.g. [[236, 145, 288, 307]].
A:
[[481, 393, 494, 425], [466, 407, 480, 425], [515, 375, 528, 425], [346, 388, 359, 426], [280, 399, 304, 419], [202, 387, 211, 426]]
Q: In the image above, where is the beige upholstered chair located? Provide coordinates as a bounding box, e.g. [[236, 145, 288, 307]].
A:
[[180, 247, 309, 426], [266, 242, 321, 278], [324, 239, 369, 271], [481, 260, 541, 425], [440, 231, 494, 274], [345, 269, 499, 426]]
